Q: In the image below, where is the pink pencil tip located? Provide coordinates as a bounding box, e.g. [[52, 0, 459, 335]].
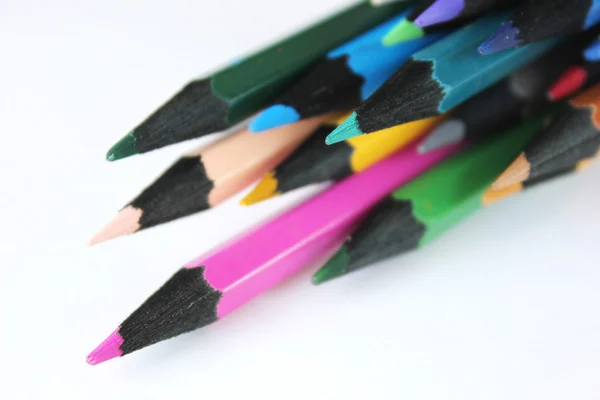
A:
[[88, 206, 143, 246], [86, 329, 124, 366]]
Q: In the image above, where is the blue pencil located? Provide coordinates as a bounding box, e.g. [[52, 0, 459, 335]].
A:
[[480, 0, 600, 54], [326, 11, 559, 144], [248, 10, 445, 133], [584, 36, 600, 61]]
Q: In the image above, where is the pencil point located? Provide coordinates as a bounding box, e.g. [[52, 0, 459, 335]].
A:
[[240, 172, 280, 206], [584, 41, 600, 62], [382, 19, 425, 46], [89, 206, 143, 245], [249, 105, 300, 133], [325, 113, 362, 144], [414, 0, 462, 28], [86, 329, 124, 366], [492, 153, 531, 190], [478, 22, 521, 55], [547, 66, 586, 101], [418, 119, 466, 153], [482, 183, 523, 206], [312, 246, 350, 285], [106, 131, 138, 161]]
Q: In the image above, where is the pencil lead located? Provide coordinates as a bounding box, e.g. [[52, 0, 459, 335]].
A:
[[86, 329, 124, 366], [89, 206, 142, 245], [382, 19, 425, 46], [240, 172, 280, 206], [478, 22, 522, 55], [584, 41, 600, 62], [414, 0, 462, 28], [576, 157, 597, 171], [249, 105, 301, 133], [418, 119, 466, 153], [482, 183, 523, 206], [312, 246, 350, 285], [106, 131, 138, 161], [492, 153, 531, 190], [547, 66, 586, 101], [325, 112, 362, 144]]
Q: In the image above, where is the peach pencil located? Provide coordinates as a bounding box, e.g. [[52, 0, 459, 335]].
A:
[[90, 116, 328, 245]]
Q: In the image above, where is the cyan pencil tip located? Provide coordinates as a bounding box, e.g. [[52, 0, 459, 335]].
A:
[[325, 113, 362, 144]]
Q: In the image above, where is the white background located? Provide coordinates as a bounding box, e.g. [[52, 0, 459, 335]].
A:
[[2, 1, 600, 399]]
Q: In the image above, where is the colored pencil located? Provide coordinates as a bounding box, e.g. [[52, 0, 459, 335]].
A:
[[584, 36, 600, 61], [414, 0, 516, 28], [493, 83, 600, 190], [419, 34, 591, 152], [547, 63, 600, 101], [248, 12, 444, 133], [90, 116, 328, 245], [104, 1, 408, 161], [479, 0, 600, 54], [86, 137, 464, 365], [382, 1, 435, 46], [482, 160, 597, 206], [242, 114, 444, 205], [326, 12, 559, 144], [313, 117, 545, 284]]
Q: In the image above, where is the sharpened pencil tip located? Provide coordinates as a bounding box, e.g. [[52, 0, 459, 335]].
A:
[[325, 113, 362, 145], [312, 246, 350, 285], [382, 19, 424, 46], [89, 206, 143, 245], [492, 153, 531, 190], [106, 131, 138, 161], [482, 183, 523, 206], [249, 105, 301, 133], [478, 22, 521, 55], [418, 119, 466, 153], [584, 41, 600, 62], [414, 0, 462, 28], [87, 329, 124, 366], [547, 66, 586, 101], [240, 172, 280, 206]]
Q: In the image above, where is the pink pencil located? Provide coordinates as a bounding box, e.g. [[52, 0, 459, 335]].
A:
[[87, 138, 464, 365]]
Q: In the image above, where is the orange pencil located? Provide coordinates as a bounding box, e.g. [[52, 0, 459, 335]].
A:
[[493, 83, 600, 190], [483, 156, 599, 206], [90, 116, 329, 245]]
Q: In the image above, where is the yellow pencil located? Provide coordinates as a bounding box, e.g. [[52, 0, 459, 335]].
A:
[[242, 115, 445, 205]]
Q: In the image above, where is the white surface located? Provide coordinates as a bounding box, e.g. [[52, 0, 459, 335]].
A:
[[1, 1, 600, 399]]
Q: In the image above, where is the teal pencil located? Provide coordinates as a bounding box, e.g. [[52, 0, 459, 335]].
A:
[[326, 11, 559, 144]]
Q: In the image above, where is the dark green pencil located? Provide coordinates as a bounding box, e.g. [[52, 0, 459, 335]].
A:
[[106, 1, 408, 161]]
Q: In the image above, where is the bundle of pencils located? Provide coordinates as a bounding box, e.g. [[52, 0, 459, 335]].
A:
[[88, 0, 600, 365]]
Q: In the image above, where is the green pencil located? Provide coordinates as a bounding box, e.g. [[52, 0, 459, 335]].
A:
[[106, 1, 408, 161], [313, 116, 549, 284]]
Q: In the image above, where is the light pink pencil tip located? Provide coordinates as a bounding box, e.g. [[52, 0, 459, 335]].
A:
[[86, 329, 124, 366], [88, 206, 143, 245]]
